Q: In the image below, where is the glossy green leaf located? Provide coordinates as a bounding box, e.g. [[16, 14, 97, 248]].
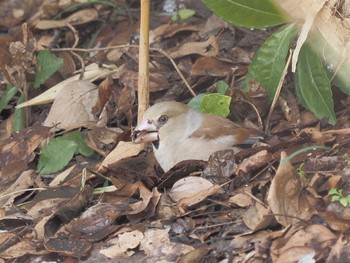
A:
[[201, 93, 231, 117], [34, 50, 63, 88], [244, 24, 297, 98], [295, 45, 336, 125], [202, 0, 286, 29]]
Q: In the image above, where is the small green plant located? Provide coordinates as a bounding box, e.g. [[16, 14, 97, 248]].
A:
[[202, 0, 346, 125], [328, 188, 350, 207], [38, 131, 94, 174], [1, 50, 63, 132], [171, 9, 196, 22], [188, 80, 231, 117], [296, 162, 305, 178]]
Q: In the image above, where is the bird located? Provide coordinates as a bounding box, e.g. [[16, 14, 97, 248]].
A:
[[132, 101, 263, 172]]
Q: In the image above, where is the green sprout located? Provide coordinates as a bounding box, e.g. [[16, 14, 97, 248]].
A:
[[328, 188, 350, 207]]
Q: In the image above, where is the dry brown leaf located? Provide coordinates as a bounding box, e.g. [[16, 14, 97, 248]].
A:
[[0, 125, 50, 187], [17, 63, 117, 109], [152, 23, 202, 41], [113, 69, 170, 92], [127, 188, 161, 221], [98, 141, 143, 173], [169, 35, 218, 59], [271, 224, 336, 262], [236, 150, 271, 174], [126, 183, 153, 215], [168, 176, 221, 206], [70, 203, 123, 237], [191, 56, 232, 76], [99, 230, 144, 258], [242, 202, 274, 231], [43, 80, 99, 131], [0, 170, 37, 207], [177, 246, 208, 263], [0, 239, 37, 259], [326, 234, 350, 262], [35, 8, 99, 29], [140, 227, 194, 261], [228, 193, 254, 207], [325, 203, 350, 233], [86, 126, 123, 157], [267, 152, 315, 226], [3, 24, 36, 90], [200, 14, 230, 36]]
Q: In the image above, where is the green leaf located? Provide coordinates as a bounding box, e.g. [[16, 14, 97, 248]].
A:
[[244, 24, 297, 98], [295, 45, 336, 125], [13, 93, 25, 132], [339, 197, 349, 207], [38, 137, 78, 174], [172, 9, 196, 22], [215, 80, 229, 95], [308, 32, 350, 95], [188, 93, 208, 111], [65, 131, 94, 157], [34, 50, 63, 88], [201, 93, 231, 117], [331, 195, 340, 202], [328, 188, 339, 195], [38, 131, 94, 174], [202, 0, 286, 29], [0, 85, 18, 113]]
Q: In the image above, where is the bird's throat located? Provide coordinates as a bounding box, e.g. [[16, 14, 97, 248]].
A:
[[152, 140, 160, 149]]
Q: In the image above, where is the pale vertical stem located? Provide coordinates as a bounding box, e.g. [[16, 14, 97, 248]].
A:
[[137, 0, 150, 124]]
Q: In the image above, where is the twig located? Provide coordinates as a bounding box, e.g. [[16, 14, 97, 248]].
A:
[[137, 0, 150, 123], [154, 48, 196, 97], [66, 23, 85, 80], [237, 99, 263, 130]]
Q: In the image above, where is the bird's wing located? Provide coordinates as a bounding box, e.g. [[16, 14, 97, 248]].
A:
[[190, 114, 263, 145]]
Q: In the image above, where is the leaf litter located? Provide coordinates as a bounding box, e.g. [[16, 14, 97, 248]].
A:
[[0, 0, 350, 262]]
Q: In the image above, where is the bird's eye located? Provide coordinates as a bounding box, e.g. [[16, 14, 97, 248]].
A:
[[158, 115, 168, 124]]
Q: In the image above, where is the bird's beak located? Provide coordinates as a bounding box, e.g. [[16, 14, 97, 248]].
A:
[[132, 119, 159, 144]]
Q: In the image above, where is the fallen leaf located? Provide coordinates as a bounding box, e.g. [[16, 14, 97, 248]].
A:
[[271, 224, 336, 262], [99, 230, 144, 258], [99, 141, 144, 173], [43, 80, 99, 131], [0, 125, 50, 188], [140, 227, 194, 261], [169, 35, 218, 59], [267, 151, 315, 226], [168, 176, 222, 206], [35, 9, 99, 30], [191, 57, 232, 76]]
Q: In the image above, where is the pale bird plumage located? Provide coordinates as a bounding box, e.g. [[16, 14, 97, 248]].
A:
[[133, 101, 263, 172]]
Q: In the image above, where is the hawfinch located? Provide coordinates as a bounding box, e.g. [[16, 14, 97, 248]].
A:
[[133, 101, 263, 172]]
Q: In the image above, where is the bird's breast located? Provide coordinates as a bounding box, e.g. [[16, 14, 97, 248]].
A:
[[153, 134, 237, 172]]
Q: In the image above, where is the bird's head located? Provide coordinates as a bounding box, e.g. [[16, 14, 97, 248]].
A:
[[132, 101, 190, 146]]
